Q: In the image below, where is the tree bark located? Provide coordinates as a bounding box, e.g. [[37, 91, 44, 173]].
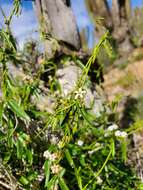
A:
[[112, 0, 133, 54], [33, 0, 81, 58], [86, 0, 133, 55], [85, 0, 112, 27], [112, 0, 120, 30]]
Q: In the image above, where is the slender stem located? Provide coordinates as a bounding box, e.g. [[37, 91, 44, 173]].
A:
[[82, 148, 112, 190], [77, 31, 109, 88], [95, 148, 112, 178]]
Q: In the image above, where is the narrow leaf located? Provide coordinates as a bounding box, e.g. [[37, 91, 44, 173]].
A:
[[8, 99, 30, 121], [46, 175, 58, 190], [26, 149, 33, 165], [44, 160, 50, 187], [19, 176, 29, 185], [58, 177, 69, 190], [65, 149, 74, 168]]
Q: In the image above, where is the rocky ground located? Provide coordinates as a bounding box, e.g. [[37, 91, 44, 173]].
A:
[[103, 59, 143, 101]]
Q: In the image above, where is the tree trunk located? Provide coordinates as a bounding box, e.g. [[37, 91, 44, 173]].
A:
[[112, 0, 133, 54], [33, 0, 81, 58], [86, 0, 133, 55], [112, 0, 120, 30], [85, 0, 112, 38]]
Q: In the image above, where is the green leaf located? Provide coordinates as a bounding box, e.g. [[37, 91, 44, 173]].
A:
[[26, 149, 33, 165], [65, 149, 74, 168], [3, 152, 11, 164], [19, 176, 29, 185], [1, 29, 16, 51], [111, 139, 115, 157], [44, 160, 50, 187], [121, 139, 127, 162], [0, 130, 5, 141], [111, 94, 122, 112], [76, 59, 85, 70], [103, 39, 114, 58], [46, 175, 58, 190], [80, 107, 93, 126], [58, 177, 70, 190], [138, 182, 143, 190], [80, 155, 86, 166], [27, 171, 38, 182], [8, 99, 30, 121], [16, 138, 23, 159], [13, 0, 22, 16], [7, 118, 14, 148], [0, 102, 4, 125], [75, 167, 83, 190]]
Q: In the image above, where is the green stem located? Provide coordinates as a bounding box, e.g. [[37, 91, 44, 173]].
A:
[[95, 148, 112, 178], [82, 148, 112, 190], [77, 31, 109, 88]]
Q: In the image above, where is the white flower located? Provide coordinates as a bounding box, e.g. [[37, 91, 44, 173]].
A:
[[95, 142, 100, 147], [43, 151, 58, 161], [50, 135, 59, 145], [115, 130, 122, 137], [121, 131, 128, 138], [77, 140, 84, 146], [51, 164, 61, 174], [75, 88, 86, 99], [115, 130, 128, 138], [104, 132, 110, 137], [48, 75, 52, 81], [105, 124, 119, 137], [107, 124, 118, 131], [88, 150, 94, 155], [36, 174, 44, 182], [43, 150, 51, 159], [50, 153, 58, 161], [96, 176, 103, 185]]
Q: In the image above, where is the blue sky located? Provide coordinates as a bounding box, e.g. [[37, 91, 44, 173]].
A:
[[0, 0, 38, 48], [0, 0, 143, 48]]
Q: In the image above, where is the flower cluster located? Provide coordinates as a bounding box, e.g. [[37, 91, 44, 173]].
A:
[[74, 88, 86, 99], [107, 124, 118, 131], [105, 124, 128, 139], [43, 150, 59, 161], [105, 124, 119, 137], [50, 134, 59, 145], [96, 176, 103, 185], [43, 151, 62, 175], [115, 130, 128, 138], [51, 164, 62, 174]]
